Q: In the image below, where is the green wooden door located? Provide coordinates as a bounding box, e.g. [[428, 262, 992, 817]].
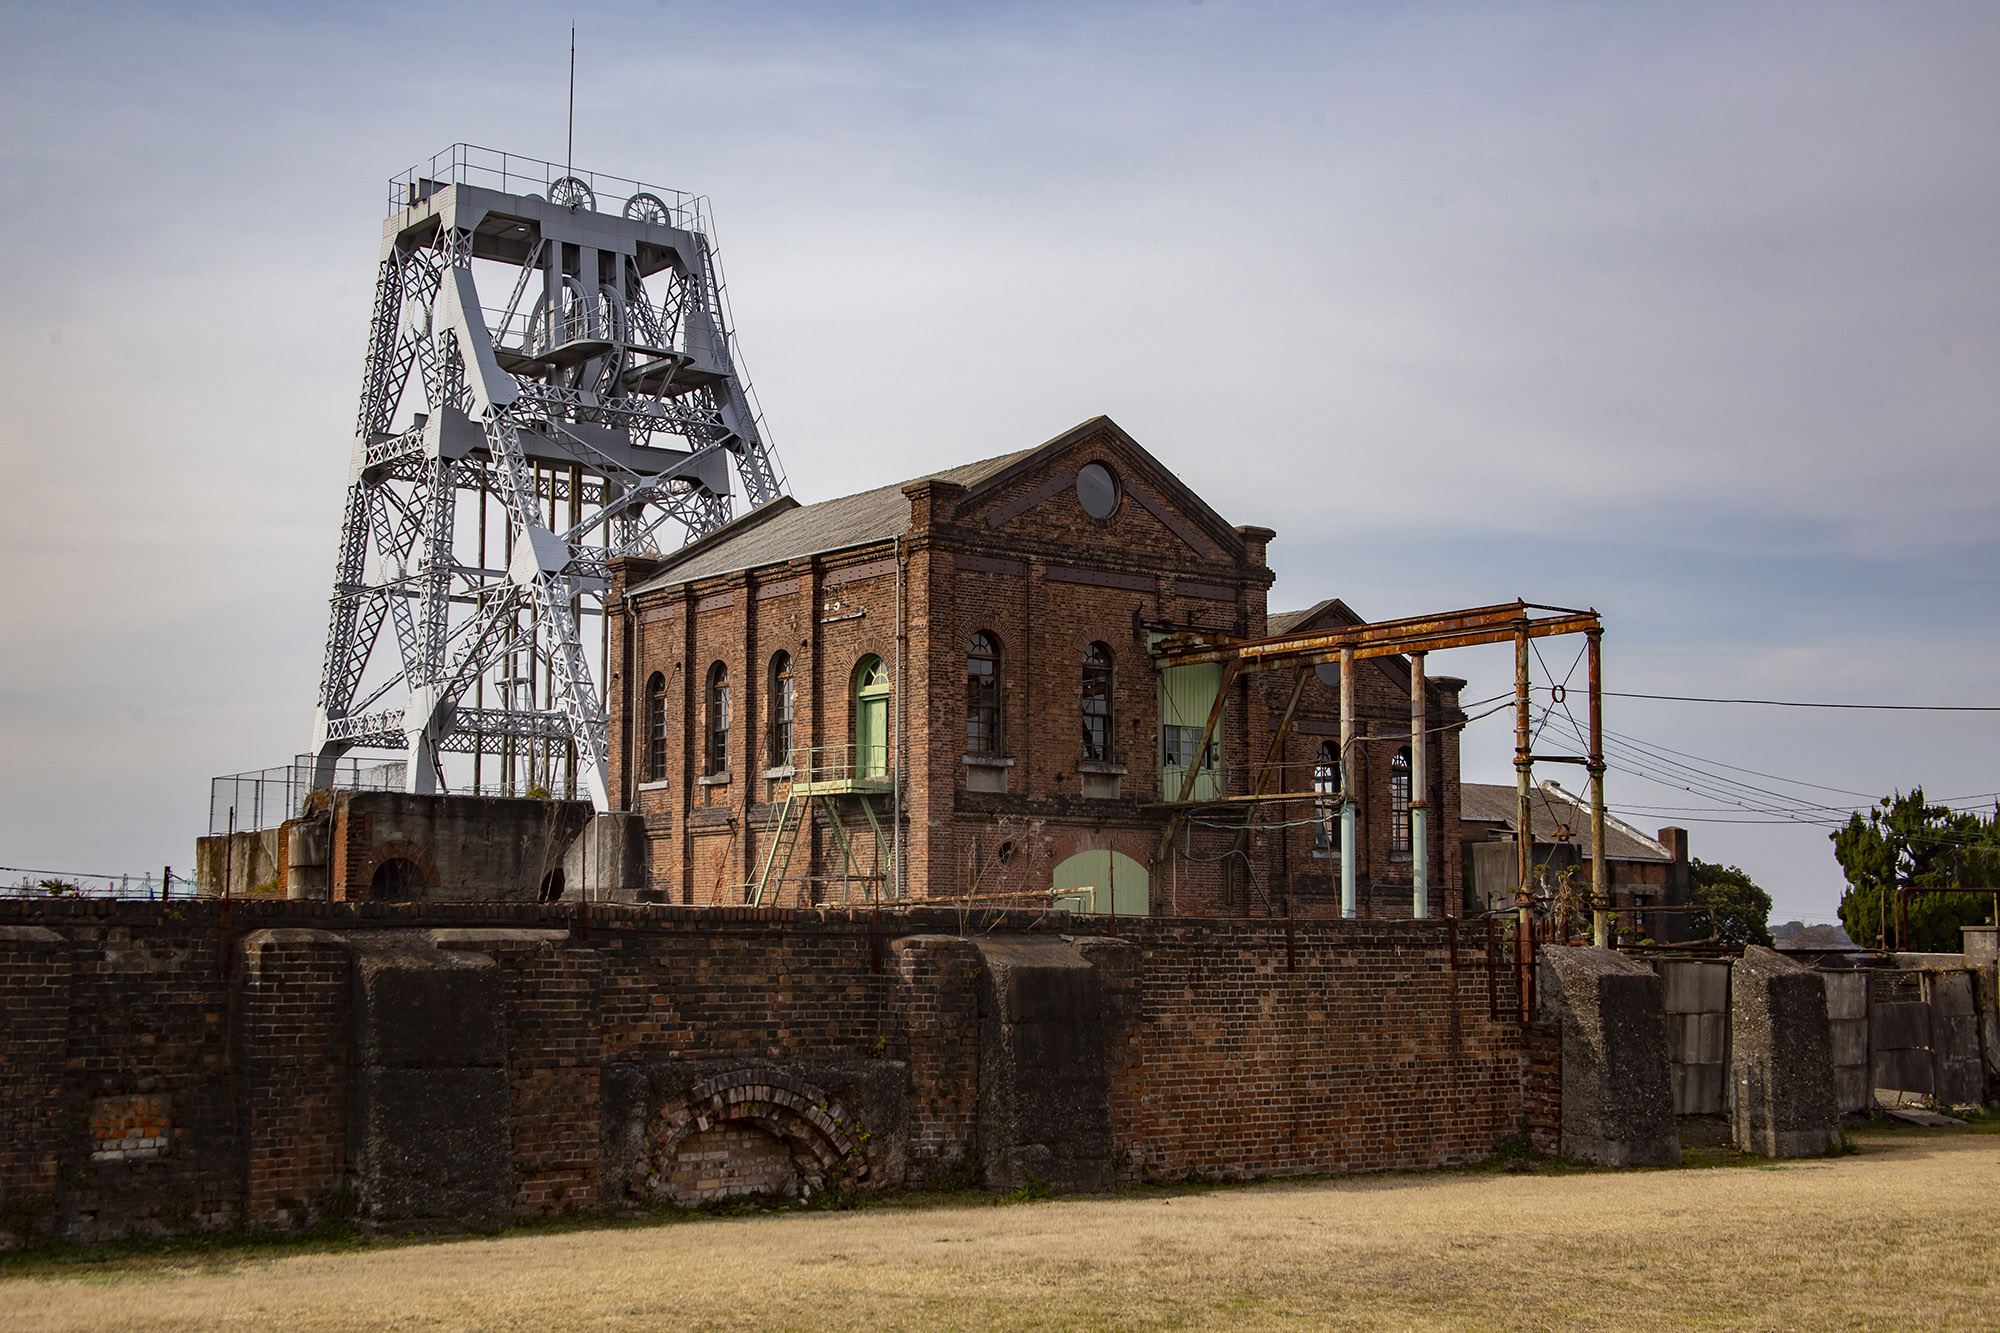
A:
[[855, 655, 891, 779]]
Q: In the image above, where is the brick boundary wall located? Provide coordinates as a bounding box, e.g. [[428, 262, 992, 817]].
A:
[[0, 900, 1533, 1244], [1523, 1020, 1563, 1156]]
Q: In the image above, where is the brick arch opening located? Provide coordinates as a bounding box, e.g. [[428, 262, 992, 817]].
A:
[[362, 840, 440, 901], [638, 1070, 874, 1205]]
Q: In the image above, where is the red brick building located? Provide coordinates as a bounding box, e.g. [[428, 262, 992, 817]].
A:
[[605, 417, 1468, 916]]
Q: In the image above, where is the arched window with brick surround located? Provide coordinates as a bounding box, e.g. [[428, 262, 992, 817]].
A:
[[1391, 746, 1413, 853], [768, 651, 794, 769], [645, 672, 668, 782], [1314, 741, 1339, 851], [705, 662, 730, 776], [1081, 642, 1114, 762], [966, 632, 1001, 756]]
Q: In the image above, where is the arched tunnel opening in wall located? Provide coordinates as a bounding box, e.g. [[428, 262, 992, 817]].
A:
[[637, 1071, 873, 1207]]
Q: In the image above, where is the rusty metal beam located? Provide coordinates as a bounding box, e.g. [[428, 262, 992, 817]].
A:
[[1153, 601, 1600, 673]]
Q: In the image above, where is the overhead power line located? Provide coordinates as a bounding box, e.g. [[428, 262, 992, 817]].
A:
[[1602, 691, 2000, 712]]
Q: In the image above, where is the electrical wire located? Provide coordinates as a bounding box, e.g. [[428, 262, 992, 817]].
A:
[[1603, 691, 2000, 712]]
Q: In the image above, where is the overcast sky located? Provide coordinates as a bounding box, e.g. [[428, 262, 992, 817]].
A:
[[2, 0, 1995, 921]]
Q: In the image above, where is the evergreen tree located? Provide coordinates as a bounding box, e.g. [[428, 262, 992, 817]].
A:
[[1832, 789, 2000, 952], [1689, 860, 1773, 947]]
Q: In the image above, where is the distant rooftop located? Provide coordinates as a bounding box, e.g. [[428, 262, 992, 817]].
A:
[[1460, 780, 1674, 863]]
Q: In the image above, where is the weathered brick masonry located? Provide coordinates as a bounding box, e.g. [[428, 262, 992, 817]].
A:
[[0, 900, 1530, 1244]]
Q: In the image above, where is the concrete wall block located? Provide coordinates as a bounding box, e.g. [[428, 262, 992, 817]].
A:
[[1821, 971, 1868, 1021], [1872, 1001, 1932, 1052], [975, 936, 1114, 1193], [350, 1066, 512, 1231], [1659, 960, 1728, 1016], [350, 946, 505, 1068], [1730, 947, 1840, 1158], [1539, 946, 1679, 1167], [1832, 1064, 1870, 1114], [1875, 1048, 1933, 1094], [1930, 971, 1976, 1018], [1828, 1018, 1868, 1068], [1680, 1063, 1723, 1116], [1687, 1013, 1727, 1066]]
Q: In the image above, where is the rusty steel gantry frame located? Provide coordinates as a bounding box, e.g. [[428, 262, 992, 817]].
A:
[[1149, 600, 1612, 988]]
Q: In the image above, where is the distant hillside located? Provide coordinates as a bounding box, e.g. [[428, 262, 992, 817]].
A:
[[1772, 920, 1857, 950]]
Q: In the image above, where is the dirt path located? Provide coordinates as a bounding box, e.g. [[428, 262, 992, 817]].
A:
[[6, 1129, 1996, 1332]]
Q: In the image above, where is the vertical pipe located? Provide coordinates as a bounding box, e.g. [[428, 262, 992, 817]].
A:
[[1588, 628, 1609, 948], [1411, 649, 1428, 919], [900, 536, 908, 896], [475, 475, 486, 794], [1339, 646, 1356, 919], [1515, 624, 1534, 1018]]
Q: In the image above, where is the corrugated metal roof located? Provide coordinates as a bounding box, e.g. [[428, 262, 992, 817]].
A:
[[628, 449, 1036, 593], [1459, 781, 1672, 862]]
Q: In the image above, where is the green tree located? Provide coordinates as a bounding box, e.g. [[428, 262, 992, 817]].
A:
[[1832, 788, 2000, 952], [1689, 860, 1773, 947]]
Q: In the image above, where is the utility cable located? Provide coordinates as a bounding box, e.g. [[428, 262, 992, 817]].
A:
[[1603, 691, 2000, 712]]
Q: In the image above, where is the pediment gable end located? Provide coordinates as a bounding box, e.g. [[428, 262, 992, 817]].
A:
[[954, 416, 1247, 558]]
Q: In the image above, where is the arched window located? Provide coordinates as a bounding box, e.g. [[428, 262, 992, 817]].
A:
[[1314, 742, 1339, 851], [768, 651, 794, 768], [1391, 746, 1413, 853], [854, 655, 891, 779], [644, 672, 668, 782], [966, 632, 1001, 755], [704, 662, 730, 776], [1081, 642, 1114, 762]]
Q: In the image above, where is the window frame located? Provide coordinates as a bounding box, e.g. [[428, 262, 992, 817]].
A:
[[1390, 746, 1413, 854], [1313, 741, 1340, 852], [767, 651, 794, 769], [1081, 641, 1115, 763], [704, 662, 730, 777], [644, 671, 668, 782], [966, 631, 1002, 756]]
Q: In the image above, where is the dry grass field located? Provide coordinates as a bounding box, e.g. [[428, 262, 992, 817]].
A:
[[4, 1124, 1996, 1332]]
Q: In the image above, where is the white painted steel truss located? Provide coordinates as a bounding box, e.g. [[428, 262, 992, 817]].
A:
[[313, 145, 785, 809]]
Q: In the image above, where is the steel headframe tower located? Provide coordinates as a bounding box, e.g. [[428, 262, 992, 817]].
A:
[[312, 145, 785, 811]]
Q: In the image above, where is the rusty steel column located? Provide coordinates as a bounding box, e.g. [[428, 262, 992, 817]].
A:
[[1588, 627, 1609, 948], [1514, 623, 1534, 1019], [1410, 649, 1428, 918], [1339, 645, 1357, 919]]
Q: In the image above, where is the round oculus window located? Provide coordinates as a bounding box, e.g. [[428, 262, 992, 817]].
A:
[[1076, 462, 1120, 519]]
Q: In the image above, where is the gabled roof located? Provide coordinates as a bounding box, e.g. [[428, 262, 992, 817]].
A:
[[945, 416, 1247, 557], [627, 449, 1034, 594], [626, 415, 1246, 594], [1459, 780, 1673, 863], [1268, 598, 1364, 637]]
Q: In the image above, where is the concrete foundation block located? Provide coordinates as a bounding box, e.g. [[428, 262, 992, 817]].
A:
[[562, 812, 648, 901], [1539, 946, 1679, 1166], [1731, 946, 1841, 1157], [975, 936, 1114, 1193], [350, 1066, 512, 1230], [352, 946, 505, 1068], [347, 939, 511, 1230]]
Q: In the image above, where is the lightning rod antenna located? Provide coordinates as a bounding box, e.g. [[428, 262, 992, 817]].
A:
[[566, 23, 576, 179]]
